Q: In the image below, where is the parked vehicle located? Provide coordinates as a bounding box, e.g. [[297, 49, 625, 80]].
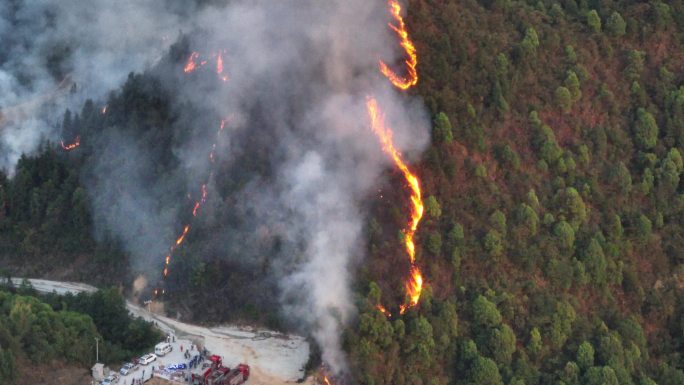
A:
[[119, 362, 138, 375], [154, 342, 173, 356], [190, 355, 250, 385], [101, 373, 119, 385], [139, 353, 157, 365]]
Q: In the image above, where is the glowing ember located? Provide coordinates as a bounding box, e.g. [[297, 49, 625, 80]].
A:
[[379, 0, 418, 90], [101, 105, 108, 114], [60, 135, 81, 151], [366, 97, 424, 313]]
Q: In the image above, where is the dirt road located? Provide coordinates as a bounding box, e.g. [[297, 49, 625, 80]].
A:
[[10, 278, 312, 385]]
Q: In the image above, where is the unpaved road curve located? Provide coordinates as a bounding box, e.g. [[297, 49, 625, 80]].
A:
[[10, 278, 312, 385]]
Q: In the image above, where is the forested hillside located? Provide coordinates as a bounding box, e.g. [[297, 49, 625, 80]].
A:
[[0, 1, 683, 385], [346, 1, 684, 385]]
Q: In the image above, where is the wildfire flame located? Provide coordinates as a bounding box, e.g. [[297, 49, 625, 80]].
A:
[[217, 52, 229, 82], [158, 115, 230, 286], [184, 52, 200, 73], [379, 0, 418, 90], [174, 225, 190, 247], [366, 97, 424, 313], [322, 376, 332, 385], [184, 51, 229, 82], [156, 53, 233, 293], [376, 304, 392, 317], [60, 135, 81, 151]]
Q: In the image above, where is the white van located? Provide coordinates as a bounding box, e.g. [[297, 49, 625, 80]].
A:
[[154, 342, 172, 356]]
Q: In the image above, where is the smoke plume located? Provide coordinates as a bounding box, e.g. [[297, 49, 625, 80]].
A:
[[1, 0, 430, 374]]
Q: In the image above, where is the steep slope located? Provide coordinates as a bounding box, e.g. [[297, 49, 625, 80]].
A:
[[346, 1, 684, 385]]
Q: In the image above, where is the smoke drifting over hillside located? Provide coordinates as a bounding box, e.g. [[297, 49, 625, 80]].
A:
[[0, 0, 429, 373], [0, 0, 191, 169]]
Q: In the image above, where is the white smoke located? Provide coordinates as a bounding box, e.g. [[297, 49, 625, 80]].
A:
[[0, 0, 194, 171], [0, 0, 430, 375]]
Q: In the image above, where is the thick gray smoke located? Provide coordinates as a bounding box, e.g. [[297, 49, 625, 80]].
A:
[[0, 0, 194, 170], [187, 1, 430, 373], [1, 0, 430, 375]]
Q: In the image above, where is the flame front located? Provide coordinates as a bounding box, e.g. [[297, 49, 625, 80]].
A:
[[366, 97, 424, 313], [157, 52, 232, 294], [61, 135, 81, 151], [158, 118, 228, 285], [379, 0, 418, 90]]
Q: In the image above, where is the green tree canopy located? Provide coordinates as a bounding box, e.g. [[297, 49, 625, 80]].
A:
[[587, 10, 602, 32], [634, 108, 659, 150], [473, 295, 502, 329], [606, 11, 626, 37], [433, 112, 453, 144]]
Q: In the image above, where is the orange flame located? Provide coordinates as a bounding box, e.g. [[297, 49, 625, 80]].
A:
[[158, 117, 230, 293], [61, 135, 81, 151], [184, 51, 229, 81], [366, 97, 424, 313], [379, 0, 418, 90], [376, 304, 392, 317], [101, 105, 108, 114], [217, 53, 229, 82], [158, 52, 232, 296], [322, 376, 332, 385], [174, 225, 190, 247], [184, 52, 200, 73]]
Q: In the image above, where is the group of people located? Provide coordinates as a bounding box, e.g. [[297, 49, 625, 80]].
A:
[[115, 335, 211, 385], [122, 368, 148, 385]]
